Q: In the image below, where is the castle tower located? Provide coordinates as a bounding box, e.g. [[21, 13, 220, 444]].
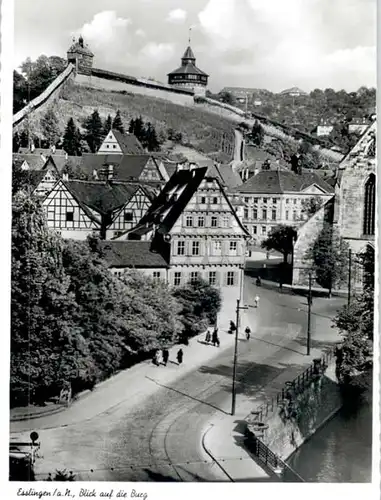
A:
[[67, 35, 94, 75], [167, 33, 209, 95]]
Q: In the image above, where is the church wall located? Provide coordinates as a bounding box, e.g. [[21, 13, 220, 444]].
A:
[[338, 162, 375, 241], [292, 200, 334, 286]]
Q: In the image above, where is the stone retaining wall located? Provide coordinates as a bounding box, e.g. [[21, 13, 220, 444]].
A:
[[262, 364, 343, 460]]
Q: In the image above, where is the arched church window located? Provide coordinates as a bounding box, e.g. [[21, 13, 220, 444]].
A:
[[363, 173, 375, 236]]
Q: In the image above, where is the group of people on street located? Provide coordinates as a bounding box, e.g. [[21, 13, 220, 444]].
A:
[[205, 326, 220, 347], [153, 348, 183, 366]]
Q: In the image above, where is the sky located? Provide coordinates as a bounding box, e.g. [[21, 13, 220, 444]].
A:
[[14, 0, 376, 92]]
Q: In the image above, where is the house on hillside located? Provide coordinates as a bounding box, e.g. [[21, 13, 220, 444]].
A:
[[97, 129, 145, 155], [114, 166, 250, 320], [279, 87, 307, 97], [42, 179, 154, 240], [235, 170, 334, 244], [76, 154, 168, 187]]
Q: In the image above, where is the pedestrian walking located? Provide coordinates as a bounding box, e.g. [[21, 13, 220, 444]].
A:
[[162, 348, 169, 366], [212, 329, 218, 347], [205, 330, 211, 343], [245, 326, 251, 340], [216, 337, 220, 348], [177, 348, 183, 365], [152, 350, 159, 366], [254, 295, 260, 308]]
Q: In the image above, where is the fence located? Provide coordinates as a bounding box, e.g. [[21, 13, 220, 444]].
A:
[[254, 346, 337, 423], [247, 436, 304, 482]]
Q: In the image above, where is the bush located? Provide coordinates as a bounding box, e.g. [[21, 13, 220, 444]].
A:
[[173, 278, 221, 340]]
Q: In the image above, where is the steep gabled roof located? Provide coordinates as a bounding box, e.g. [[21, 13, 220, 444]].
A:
[[111, 130, 145, 154], [13, 154, 46, 170], [18, 148, 66, 156], [78, 154, 163, 182], [131, 168, 208, 236], [64, 180, 140, 214], [99, 241, 169, 268], [236, 170, 334, 194], [128, 167, 250, 239]]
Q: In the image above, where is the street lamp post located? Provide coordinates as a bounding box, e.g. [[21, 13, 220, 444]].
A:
[[347, 248, 352, 307], [231, 298, 248, 416], [307, 271, 312, 356]]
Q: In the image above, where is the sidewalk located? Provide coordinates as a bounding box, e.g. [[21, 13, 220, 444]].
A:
[[10, 312, 235, 434], [202, 298, 342, 482]]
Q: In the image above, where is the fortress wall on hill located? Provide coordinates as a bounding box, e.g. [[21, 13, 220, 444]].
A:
[[75, 74, 196, 107], [13, 64, 75, 129]]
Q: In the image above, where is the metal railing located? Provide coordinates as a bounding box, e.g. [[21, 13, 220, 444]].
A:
[[254, 345, 338, 423], [248, 437, 304, 482]]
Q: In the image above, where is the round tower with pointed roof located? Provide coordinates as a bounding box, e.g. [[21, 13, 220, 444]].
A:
[[67, 35, 94, 75], [167, 45, 209, 95]]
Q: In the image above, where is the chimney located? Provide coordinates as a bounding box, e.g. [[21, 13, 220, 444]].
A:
[[65, 152, 68, 160], [51, 145, 56, 154], [31, 143, 35, 153], [108, 164, 114, 180], [62, 173, 69, 181]]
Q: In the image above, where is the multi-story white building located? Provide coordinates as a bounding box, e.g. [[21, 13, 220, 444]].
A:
[[235, 170, 334, 244]]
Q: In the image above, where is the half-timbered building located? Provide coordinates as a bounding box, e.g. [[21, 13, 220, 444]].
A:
[[42, 179, 155, 240], [116, 166, 250, 319]]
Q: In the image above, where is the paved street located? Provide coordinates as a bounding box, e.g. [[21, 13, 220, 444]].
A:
[[12, 277, 345, 482]]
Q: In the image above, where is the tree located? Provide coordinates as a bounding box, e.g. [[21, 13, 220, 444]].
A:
[[13, 71, 28, 113], [84, 110, 103, 153], [13, 132, 21, 153], [261, 225, 297, 264], [306, 223, 349, 297], [11, 194, 88, 406], [219, 91, 234, 105], [333, 246, 374, 389], [19, 129, 29, 148], [40, 108, 61, 147], [251, 120, 264, 147], [300, 196, 323, 219], [63, 117, 82, 156], [130, 115, 145, 143], [143, 122, 160, 152], [103, 115, 112, 136], [173, 278, 222, 341], [112, 110, 125, 134]]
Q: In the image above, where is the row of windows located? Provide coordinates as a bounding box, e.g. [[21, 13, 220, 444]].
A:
[[184, 215, 230, 228], [244, 225, 268, 236], [243, 209, 299, 221], [243, 197, 303, 206], [197, 196, 220, 205], [176, 240, 239, 256], [173, 270, 237, 286], [114, 270, 238, 287]]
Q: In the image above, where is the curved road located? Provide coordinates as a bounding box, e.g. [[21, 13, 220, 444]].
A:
[[24, 282, 343, 482]]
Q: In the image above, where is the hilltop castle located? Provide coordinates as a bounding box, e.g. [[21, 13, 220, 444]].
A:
[[167, 45, 209, 95], [66, 36, 209, 95]]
